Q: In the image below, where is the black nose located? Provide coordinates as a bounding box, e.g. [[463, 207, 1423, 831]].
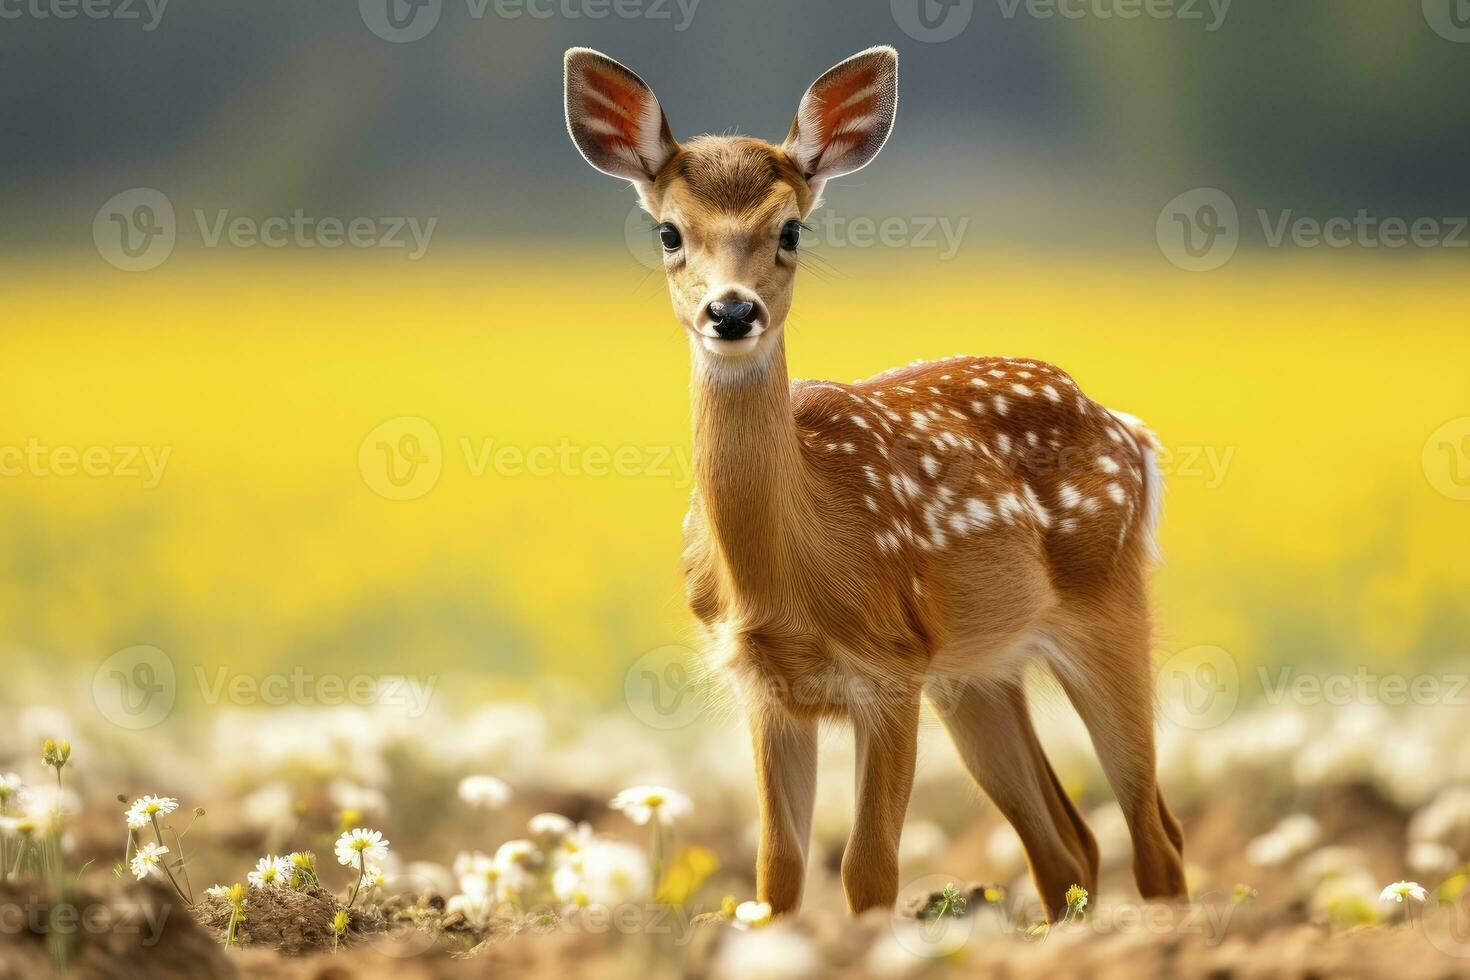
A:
[[709, 300, 754, 323], [708, 300, 756, 340]]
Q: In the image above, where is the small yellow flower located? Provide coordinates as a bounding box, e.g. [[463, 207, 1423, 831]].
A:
[[332, 909, 351, 936], [1065, 884, 1088, 913], [42, 739, 71, 771]]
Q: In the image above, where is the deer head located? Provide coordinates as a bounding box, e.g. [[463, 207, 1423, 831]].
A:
[[565, 46, 898, 381]]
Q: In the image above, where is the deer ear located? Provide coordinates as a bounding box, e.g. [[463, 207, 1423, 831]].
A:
[[565, 47, 679, 187], [783, 46, 898, 201]]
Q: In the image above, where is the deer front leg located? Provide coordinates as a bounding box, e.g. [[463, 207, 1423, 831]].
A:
[[843, 696, 920, 913], [750, 708, 818, 915]]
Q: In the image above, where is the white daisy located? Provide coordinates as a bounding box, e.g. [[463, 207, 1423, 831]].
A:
[[0, 773, 24, 807], [247, 854, 292, 889], [557, 821, 596, 859], [609, 786, 692, 827], [576, 840, 652, 907], [125, 795, 179, 829], [715, 924, 820, 980], [1379, 880, 1428, 903], [362, 865, 387, 893], [129, 842, 169, 881], [734, 900, 773, 930], [24, 786, 80, 836], [457, 775, 511, 810], [553, 862, 587, 907], [528, 812, 575, 847], [454, 850, 500, 897], [204, 884, 232, 898], [494, 839, 537, 871], [335, 828, 389, 868]]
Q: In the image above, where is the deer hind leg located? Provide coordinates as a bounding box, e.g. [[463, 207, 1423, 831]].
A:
[[1046, 613, 1188, 901], [930, 678, 1097, 921], [843, 693, 921, 913], [750, 708, 818, 915]]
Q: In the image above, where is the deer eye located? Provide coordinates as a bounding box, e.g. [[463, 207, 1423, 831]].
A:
[[779, 220, 801, 251], [657, 223, 682, 251]]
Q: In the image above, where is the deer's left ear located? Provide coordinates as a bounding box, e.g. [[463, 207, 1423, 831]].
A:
[[565, 47, 679, 188], [783, 46, 898, 201]]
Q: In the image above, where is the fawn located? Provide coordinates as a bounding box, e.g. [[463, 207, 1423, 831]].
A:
[[564, 45, 1187, 919]]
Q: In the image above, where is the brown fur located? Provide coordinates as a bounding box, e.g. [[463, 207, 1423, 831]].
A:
[[565, 46, 1186, 921]]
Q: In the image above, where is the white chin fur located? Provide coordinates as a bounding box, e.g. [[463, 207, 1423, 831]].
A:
[[701, 335, 761, 355]]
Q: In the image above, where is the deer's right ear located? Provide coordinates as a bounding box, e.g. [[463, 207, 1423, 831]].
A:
[[564, 48, 679, 188]]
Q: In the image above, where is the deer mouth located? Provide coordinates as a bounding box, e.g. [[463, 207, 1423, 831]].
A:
[[701, 334, 763, 355]]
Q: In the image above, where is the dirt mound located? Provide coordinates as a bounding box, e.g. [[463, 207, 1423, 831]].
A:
[[195, 886, 386, 957]]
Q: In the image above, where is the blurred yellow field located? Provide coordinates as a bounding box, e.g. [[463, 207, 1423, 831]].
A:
[[3, 249, 1467, 699]]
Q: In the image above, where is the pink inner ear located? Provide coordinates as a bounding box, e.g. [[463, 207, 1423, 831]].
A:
[[581, 66, 649, 159], [812, 67, 881, 154]]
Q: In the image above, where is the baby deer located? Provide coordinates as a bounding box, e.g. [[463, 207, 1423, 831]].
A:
[[565, 45, 1187, 919]]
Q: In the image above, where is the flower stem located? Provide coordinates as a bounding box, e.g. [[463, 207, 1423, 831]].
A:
[[650, 821, 664, 895], [167, 825, 195, 903], [347, 852, 365, 908], [149, 814, 193, 907]]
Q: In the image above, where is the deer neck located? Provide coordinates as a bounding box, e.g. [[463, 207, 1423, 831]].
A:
[[690, 338, 819, 606]]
